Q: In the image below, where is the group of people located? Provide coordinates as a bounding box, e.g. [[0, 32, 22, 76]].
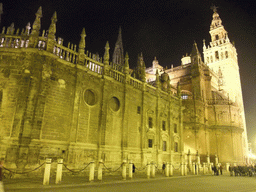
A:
[[229, 165, 255, 176], [212, 164, 223, 176]]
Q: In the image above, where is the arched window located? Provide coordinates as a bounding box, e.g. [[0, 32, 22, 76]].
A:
[[174, 142, 178, 152], [163, 141, 167, 151], [215, 35, 219, 40], [215, 51, 219, 60], [225, 51, 228, 58], [148, 117, 153, 128]]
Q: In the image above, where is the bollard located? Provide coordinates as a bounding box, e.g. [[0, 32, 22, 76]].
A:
[[129, 160, 133, 179], [203, 163, 206, 175], [180, 163, 184, 176], [43, 158, 52, 185], [89, 161, 95, 182], [165, 162, 169, 177], [226, 163, 230, 172], [147, 162, 151, 179], [169, 163, 173, 176], [196, 163, 199, 175], [206, 155, 210, 165], [188, 154, 192, 172], [215, 155, 218, 166], [55, 159, 63, 184], [98, 159, 103, 181], [184, 163, 187, 176], [122, 160, 127, 180], [192, 162, 196, 175], [151, 162, 155, 178]]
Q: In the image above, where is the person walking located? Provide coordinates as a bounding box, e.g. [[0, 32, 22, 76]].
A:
[[219, 164, 223, 175], [162, 162, 166, 174], [229, 165, 233, 176], [132, 163, 136, 173], [0, 160, 5, 192]]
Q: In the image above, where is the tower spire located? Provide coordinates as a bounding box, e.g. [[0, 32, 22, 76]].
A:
[[48, 11, 57, 39], [112, 27, 124, 66], [31, 6, 42, 36], [104, 41, 110, 66], [124, 52, 130, 74], [78, 28, 86, 54]]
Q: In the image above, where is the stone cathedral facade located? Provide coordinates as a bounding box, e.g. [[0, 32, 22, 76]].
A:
[[0, 7, 248, 170]]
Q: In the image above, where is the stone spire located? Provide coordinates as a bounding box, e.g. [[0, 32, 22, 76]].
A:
[[191, 41, 203, 66], [104, 41, 110, 65], [48, 12, 57, 39], [112, 27, 124, 66], [203, 39, 206, 51], [136, 53, 146, 82], [31, 6, 42, 36], [124, 52, 130, 74], [78, 28, 86, 54]]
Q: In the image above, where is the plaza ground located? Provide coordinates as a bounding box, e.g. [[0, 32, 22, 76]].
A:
[[3, 172, 256, 192]]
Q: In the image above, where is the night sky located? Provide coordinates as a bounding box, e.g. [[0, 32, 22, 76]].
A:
[[1, 0, 256, 143]]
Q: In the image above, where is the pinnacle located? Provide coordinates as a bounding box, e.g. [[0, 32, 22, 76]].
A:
[[36, 6, 43, 17], [52, 11, 57, 22], [81, 28, 86, 37]]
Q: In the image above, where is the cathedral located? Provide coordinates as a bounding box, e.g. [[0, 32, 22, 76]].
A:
[[0, 6, 248, 170]]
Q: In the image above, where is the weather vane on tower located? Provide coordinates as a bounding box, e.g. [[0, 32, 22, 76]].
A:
[[210, 5, 218, 13]]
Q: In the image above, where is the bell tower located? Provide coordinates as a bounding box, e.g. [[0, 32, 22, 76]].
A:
[[203, 6, 241, 103], [203, 6, 248, 162]]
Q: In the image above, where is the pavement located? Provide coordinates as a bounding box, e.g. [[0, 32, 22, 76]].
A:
[[2, 170, 228, 190]]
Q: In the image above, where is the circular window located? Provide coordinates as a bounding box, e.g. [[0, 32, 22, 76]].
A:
[[109, 97, 120, 111], [84, 89, 97, 106]]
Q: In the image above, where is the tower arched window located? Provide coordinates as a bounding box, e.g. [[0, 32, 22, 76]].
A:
[[225, 51, 228, 59], [215, 35, 219, 40], [215, 51, 219, 61]]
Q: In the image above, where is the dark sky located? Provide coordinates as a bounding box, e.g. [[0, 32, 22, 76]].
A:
[[1, 0, 256, 143]]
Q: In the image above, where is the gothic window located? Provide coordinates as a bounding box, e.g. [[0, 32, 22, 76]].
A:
[[84, 89, 97, 106], [148, 139, 153, 148], [148, 117, 153, 128], [215, 35, 219, 40], [162, 121, 166, 131], [109, 97, 120, 111], [174, 142, 178, 152], [137, 106, 141, 114], [163, 141, 167, 151], [215, 51, 219, 60], [225, 51, 228, 58], [174, 123, 178, 133]]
